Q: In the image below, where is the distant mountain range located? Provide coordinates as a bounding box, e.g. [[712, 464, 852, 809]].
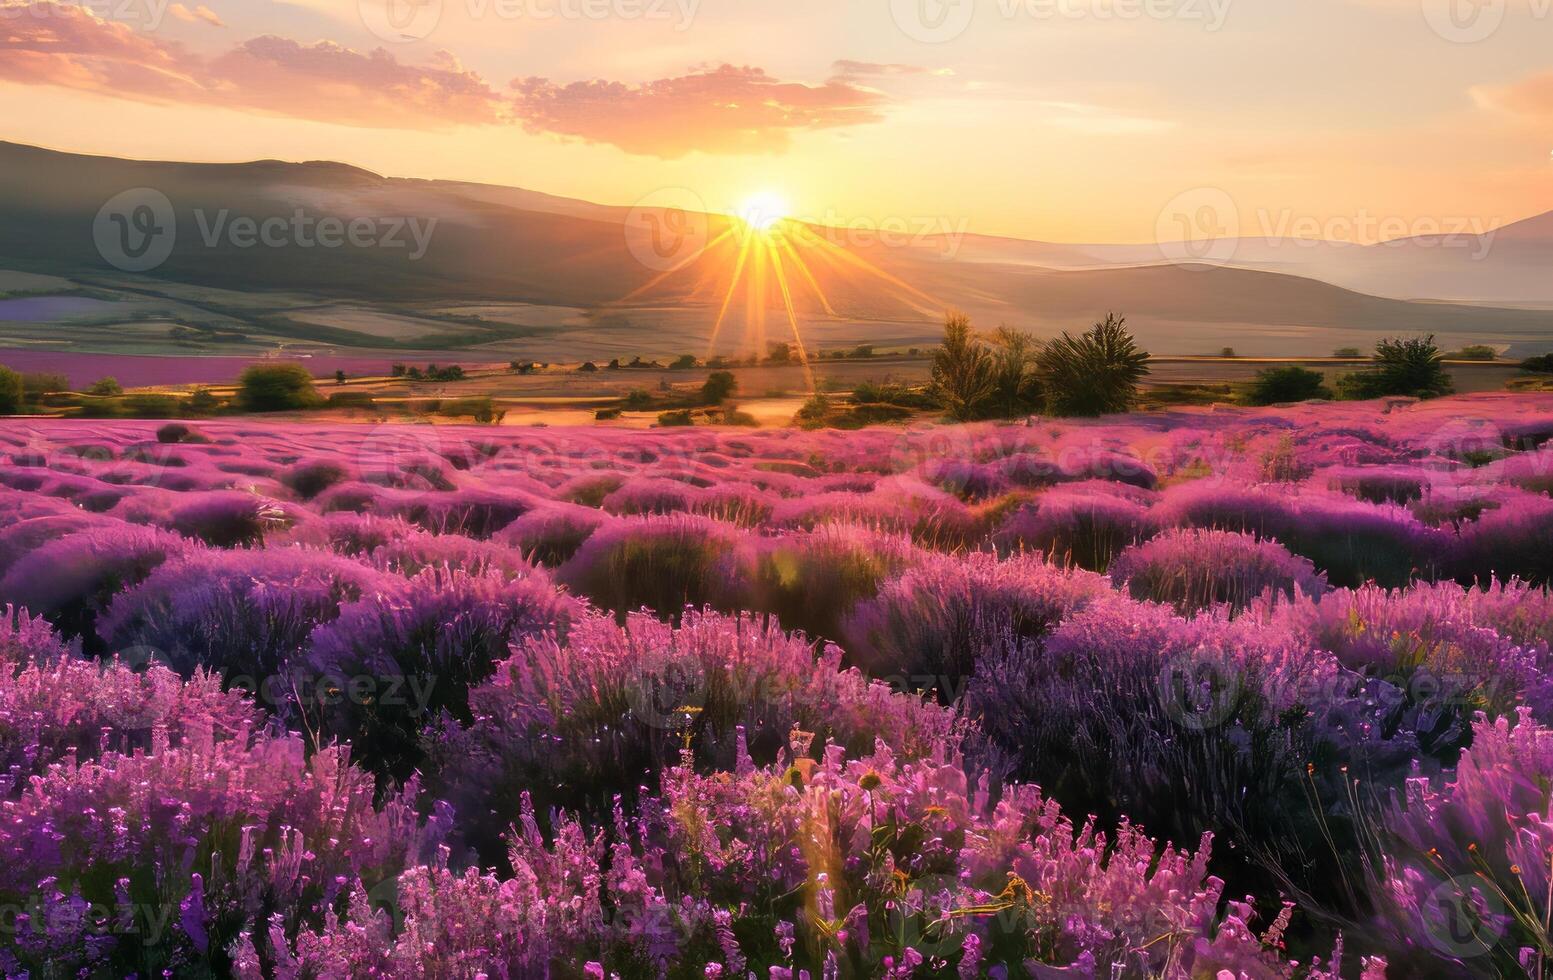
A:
[[1, 140, 1549, 358]]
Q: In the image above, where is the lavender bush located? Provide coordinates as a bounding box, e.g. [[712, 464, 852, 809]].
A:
[[0, 397, 1551, 974]]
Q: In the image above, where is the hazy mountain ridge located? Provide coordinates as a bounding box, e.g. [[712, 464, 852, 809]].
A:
[[1, 141, 1549, 357]]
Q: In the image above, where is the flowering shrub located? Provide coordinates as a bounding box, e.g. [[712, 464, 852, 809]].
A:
[[302, 566, 578, 780], [167, 490, 302, 547], [496, 502, 615, 566], [0, 524, 190, 651], [843, 551, 1105, 694], [1110, 528, 1326, 613], [750, 523, 925, 643], [436, 609, 954, 857], [275, 743, 1327, 978], [0, 723, 447, 975], [1, 399, 1552, 974], [559, 513, 757, 621], [1379, 711, 1553, 975], [1454, 492, 1553, 586], [98, 546, 387, 681], [993, 489, 1153, 571]]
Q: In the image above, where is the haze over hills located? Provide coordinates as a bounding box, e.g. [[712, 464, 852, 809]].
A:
[[0, 140, 1549, 360]]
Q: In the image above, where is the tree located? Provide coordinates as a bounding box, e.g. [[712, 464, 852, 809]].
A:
[[766, 342, 793, 364], [701, 370, 737, 405], [236, 363, 321, 412], [670, 354, 698, 370], [578, 361, 599, 373], [1447, 345, 1496, 361], [929, 312, 996, 421], [187, 388, 219, 415], [1522, 354, 1553, 374], [1332, 347, 1363, 358], [795, 393, 832, 429], [1035, 313, 1150, 417], [334, 370, 347, 385], [87, 377, 123, 397], [22, 373, 69, 400], [1247, 366, 1331, 405], [1336, 335, 1453, 400], [0, 365, 21, 414], [988, 325, 1043, 419]]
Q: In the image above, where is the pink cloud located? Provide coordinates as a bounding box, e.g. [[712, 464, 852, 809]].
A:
[[1473, 70, 1553, 121], [0, 4, 890, 153], [0, 1, 504, 128], [509, 64, 886, 158], [168, 4, 224, 28]]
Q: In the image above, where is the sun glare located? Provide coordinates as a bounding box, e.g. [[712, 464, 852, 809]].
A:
[[736, 191, 789, 232], [612, 187, 943, 395]]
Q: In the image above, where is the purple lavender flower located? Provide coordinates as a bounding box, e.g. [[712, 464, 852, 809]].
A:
[[1110, 527, 1326, 613]]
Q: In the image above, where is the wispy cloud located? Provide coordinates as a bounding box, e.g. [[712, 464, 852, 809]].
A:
[[1472, 70, 1553, 122], [0, 2, 891, 153], [509, 64, 885, 157], [0, 2, 505, 127]]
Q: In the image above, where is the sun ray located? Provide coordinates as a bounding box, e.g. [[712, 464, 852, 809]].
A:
[[767, 241, 816, 392], [705, 231, 756, 358], [799, 229, 946, 316], [774, 230, 836, 317], [612, 225, 739, 305]]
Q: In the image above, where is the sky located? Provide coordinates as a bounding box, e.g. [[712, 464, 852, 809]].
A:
[[1, 0, 1550, 244]]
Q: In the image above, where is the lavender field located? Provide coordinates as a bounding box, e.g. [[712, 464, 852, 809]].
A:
[[4, 394, 1553, 977]]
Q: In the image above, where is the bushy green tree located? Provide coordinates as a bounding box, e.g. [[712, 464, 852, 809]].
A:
[[701, 370, 737, 405], [1336, 335, 1453, 400], [1035, 313, 1150, 417], [988, 325, 1044, 419], [1520, 354, 1553, 373], [22, 372, 69, 400], [236, 362, 321, 412], [929, 312, 996, 421], [1448, 345, 1497, 361], [87, 377, 123, 397], [1246, 366, 1331, 405], [0, 365, 21, 414]]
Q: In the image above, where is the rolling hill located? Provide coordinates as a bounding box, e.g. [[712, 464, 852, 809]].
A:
[[1, 140, 1549, 358]]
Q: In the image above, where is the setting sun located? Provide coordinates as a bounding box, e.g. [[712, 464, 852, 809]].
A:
[[736, 191, 789, 232]]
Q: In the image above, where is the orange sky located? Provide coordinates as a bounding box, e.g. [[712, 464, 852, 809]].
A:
[[1, 0, 1550, 243]]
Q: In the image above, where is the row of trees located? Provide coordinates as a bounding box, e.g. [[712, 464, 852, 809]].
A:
[[1247, 335, 1456, 405], [929, 312, 1151, 420], [928, 315, 1469, 419]]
